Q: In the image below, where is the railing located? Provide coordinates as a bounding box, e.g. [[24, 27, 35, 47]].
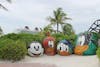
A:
[[88, 19, 100, 33]]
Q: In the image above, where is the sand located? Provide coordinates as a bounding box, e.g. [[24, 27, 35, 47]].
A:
[[0, 55, 99, 67]]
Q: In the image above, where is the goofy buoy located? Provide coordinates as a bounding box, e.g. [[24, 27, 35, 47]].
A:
[[74, 32, 98, 55], [43, 32, 56, 56]]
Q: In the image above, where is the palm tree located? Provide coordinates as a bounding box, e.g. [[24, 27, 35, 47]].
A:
[[0, 26, 3, 35], [62, 23, 75, 35], [0, 0, 12, 11], [43, 24, 53, 33], [47, 8, 71, 33]]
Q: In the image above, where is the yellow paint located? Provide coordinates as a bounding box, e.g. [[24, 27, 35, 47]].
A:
[[74, 45, 88, 55], [58, 50, 70, 56]]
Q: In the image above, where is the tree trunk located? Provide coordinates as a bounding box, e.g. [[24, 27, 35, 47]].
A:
[[57, 22, 59, 33]]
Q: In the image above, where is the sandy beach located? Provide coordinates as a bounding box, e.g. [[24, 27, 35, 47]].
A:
[[0, 55, 99, 67]]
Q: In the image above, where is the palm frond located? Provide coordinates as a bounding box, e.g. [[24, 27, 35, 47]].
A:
[[47, 7, 72, 33], [47, 16, 56, 24], [62, 17, 72, 21]]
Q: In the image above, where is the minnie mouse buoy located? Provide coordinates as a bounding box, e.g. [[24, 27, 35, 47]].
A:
[[27, 41, 44, 57], [43, 32, 56, 56], [57, 39, 73, 56]]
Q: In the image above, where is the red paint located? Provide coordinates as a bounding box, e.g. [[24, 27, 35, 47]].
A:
[[43, 36, 56, 55], [43, 36, 55, 48]]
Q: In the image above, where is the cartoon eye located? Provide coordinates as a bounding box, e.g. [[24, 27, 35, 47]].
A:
[[77, 35, 85, 46], [38, 46, 39, 49], [65, 45, 69, 52], [57, 43, 63, 51], [48, 41, 54, 48], [60, 47, 62, 50], [34, 46, 36, 50], [37, 43, 42, 48], [66, 48, 67, 51]]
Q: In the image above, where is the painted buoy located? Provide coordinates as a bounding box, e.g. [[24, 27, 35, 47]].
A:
[[43, 36, 56, 56], [27, 41, 44, 57], [57, 39, 73, 56], [74, 33, 97, 55]]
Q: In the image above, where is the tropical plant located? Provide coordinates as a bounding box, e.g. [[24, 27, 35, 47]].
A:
[[52, 33, 76, 46], [47, 8, 71, 33], [43, 24, 53, 33], [97, 33, 100, 47], [98, 33, 100, 39], [18, 33, 45, 47], [0, 39, 27, 62], [96, 47, 100, 60], [0, 26, 3, 35], [0, 33, 21, 40], [43, 24, 57, 34], [62, 23, 75, 35], [0, 33, 45, 47]]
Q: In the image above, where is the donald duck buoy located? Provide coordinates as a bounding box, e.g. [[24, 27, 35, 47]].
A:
[[57, 39, 73, 56]]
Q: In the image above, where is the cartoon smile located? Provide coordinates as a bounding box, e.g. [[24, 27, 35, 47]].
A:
[[31, 52, 41, 56]]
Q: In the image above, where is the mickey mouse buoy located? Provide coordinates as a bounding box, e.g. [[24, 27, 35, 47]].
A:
[[74, 33, 97, 55], [43, 32, 56, 56], [57, 39, 73, 56], [27, 41, 44, 57]]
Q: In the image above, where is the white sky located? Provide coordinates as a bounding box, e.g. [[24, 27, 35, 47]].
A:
[[0, 0, 100, 34]]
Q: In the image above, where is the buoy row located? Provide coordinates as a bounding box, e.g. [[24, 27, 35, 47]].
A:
[[27, 33, 98, 57]]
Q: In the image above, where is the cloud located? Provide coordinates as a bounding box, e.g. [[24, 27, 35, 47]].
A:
[[0, 0, 48, 22], [0, 0, 100, 34], [61, 0, 100, 8]]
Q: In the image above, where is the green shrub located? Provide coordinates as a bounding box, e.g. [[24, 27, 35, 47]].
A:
[[52, 33, 68, 44], [52, 33, 76, 45], [18, 33, 45, 47], [96, 47, 100, 60], [98, 33, 100, 39], [68, 34, 77, 46], [0, 39, 27, 62], [0, 33, 45, 47], [0, 33, 21, 41], [0, 33, 46, 61]]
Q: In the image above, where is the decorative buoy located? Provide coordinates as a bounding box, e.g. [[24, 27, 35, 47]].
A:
[[27, 41, 44, 57], [57, 39, 73, 56], [43, 32, 56, 56], [74, 33, 97, 55]]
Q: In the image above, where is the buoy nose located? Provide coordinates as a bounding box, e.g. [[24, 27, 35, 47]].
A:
[[34, 46, 39, 51], [36, 49, 39, 51]]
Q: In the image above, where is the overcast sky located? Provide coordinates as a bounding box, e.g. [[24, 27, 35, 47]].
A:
[[0, 0, 100, 34]]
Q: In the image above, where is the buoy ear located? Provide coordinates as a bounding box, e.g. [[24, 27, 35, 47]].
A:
[[27, 45, 30, 49]]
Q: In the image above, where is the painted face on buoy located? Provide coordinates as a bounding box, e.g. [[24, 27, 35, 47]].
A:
[[43, 37, 56, 55], [48, 40, 54, 48], [74, 33, 98, 55], [28, 42, 44, 57], [74, 34, 89, 55], [57, 40, 73, 56]]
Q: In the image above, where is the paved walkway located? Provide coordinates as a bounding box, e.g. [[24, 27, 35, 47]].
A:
[[0, 55, 99, 67]]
